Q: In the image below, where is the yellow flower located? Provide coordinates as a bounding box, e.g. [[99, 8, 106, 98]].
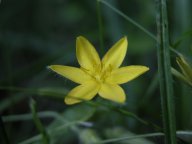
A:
[[48, 36, 149, 105]]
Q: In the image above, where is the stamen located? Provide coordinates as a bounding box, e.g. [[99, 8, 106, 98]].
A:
[[81, 63, 112, 83]]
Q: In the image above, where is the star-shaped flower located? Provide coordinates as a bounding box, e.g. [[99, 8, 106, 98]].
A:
[[48, 36, 149, 105]]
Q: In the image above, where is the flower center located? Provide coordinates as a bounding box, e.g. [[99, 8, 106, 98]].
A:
[[93, 64, 112, 83], [81, 64, 112, 83]]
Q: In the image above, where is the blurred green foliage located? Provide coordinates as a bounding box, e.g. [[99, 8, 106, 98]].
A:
[[0, 0, 192, 143]]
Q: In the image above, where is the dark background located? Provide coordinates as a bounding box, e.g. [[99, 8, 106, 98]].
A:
[[0, 0, 192, 143]]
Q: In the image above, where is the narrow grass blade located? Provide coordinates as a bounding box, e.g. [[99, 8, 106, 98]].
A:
[[176, 56, 192, 82], [85, 100, 161, 131], [99, 0, 156, 41], [99, 0, 181, 56], [171, 68, 192, 87], [92, 131, 192, 144], [30, 99, 50, 144], [96, 0, 104, 54], [0, 86, 66, 111], [156, 0, 177, 143], [2, 111, 65, 122], [93, 132, 164, 144]]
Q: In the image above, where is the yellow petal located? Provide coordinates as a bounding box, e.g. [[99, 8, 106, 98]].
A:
[[102, 36, 128, 69], [98, 83, 126, 103], [106, 66, 149, 84], [76, 36, 101, 71], [48, 65, 91, 84], [65, 81, 100, 105]]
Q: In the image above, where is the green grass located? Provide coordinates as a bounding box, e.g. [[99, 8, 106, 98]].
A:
[[156, 0, 177, 143]]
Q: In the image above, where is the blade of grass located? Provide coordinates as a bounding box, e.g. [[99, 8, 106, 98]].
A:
[[2, 111, 66, 122], [96, 0, 104, 54], [156, 0, 177, 144], [30, 99, 50, 144], [171, 68, 192, 87], [99, 0, 157, 41], [18, 120, 84, 144], [0, 86, 67, 99], [102, 0, 123, 42], [0, 86, 67, 111], [2, 111, 93, 129], [92, 131, 192, 144], [99, 0, 182, 57], [16, 109, 93, 144], [94, 132, 164, 144], [86, 100, 162, 131]]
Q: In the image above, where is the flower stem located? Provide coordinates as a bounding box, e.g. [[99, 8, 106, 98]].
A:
[[30, 99, 50, 144]]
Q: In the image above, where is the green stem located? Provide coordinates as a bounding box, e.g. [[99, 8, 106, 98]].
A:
[[97, 0, 104, 54], [30, 99, 50, 144], [156, 0, 177, 143]]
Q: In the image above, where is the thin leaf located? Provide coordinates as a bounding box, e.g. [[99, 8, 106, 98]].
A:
[[79, 129, 101, 144], [0, 86, 67, 111], [85, 100, 162, 131], [30, 99, 50, 144], [176, 56, 192, 82], [99, 0, 156, 41], [99, 0, 181, 57], [173, 29, 192, 48], [97, 0, 104, 54], [156, 0, 177, 143], [92, 131, 192, 144], [171, 68, 192, 87]]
